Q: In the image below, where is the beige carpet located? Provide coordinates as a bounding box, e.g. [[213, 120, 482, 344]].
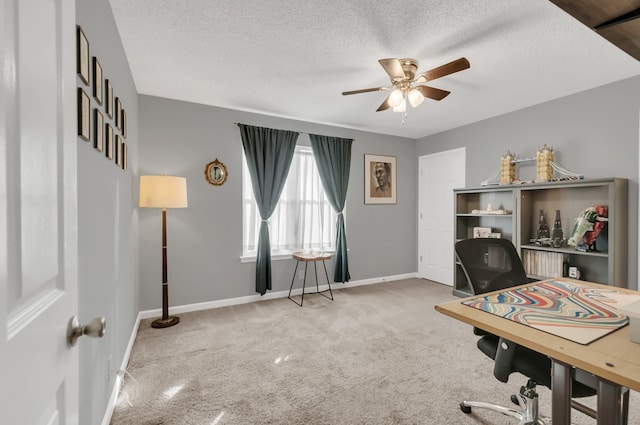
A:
[[110, 278, 640, 424]]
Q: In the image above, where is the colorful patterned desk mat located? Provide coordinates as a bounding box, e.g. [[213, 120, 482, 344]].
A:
[[462, 280, 640, 345]]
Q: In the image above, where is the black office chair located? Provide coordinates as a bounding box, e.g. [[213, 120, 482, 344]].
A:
[[454, 238, 597, 424]]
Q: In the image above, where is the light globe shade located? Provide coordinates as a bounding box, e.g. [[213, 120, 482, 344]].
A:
[[139, 175, 188, 209], [408, 88, 425, 107], [387, 89, 404, 108], [392, 98, 406, 112]]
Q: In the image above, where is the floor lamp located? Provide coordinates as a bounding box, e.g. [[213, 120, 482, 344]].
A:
[[139, 174, 188, 328]]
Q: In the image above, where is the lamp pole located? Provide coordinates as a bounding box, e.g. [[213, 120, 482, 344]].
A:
[[152, 207, 180, 328]]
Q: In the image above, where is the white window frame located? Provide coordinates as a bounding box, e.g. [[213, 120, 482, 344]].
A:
[[240, 145, 339, 262]]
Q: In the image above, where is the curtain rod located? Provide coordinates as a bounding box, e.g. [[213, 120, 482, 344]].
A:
[[234, 122, 312, 135], [234, 123, 354, 142]]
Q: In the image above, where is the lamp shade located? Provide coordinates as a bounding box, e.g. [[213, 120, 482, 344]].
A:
[[408, 88, 425, 107], [139, 175, 188, 208], [392, 98, 406, 113], [387, 89, 404, 108]]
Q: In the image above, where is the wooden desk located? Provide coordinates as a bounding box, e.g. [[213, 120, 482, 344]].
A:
[[435, 278, 640, 425]]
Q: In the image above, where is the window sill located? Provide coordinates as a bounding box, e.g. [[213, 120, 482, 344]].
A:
[[240, 249, 337, 263]]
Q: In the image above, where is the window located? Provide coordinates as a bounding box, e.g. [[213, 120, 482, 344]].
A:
[[242, 146, 337, 258]]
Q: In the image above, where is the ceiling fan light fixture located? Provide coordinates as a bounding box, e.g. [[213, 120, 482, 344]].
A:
[[388, 89, 404, 108], [392, 97, 406, 113], [341, 56, 470, 117], [408, 88, 425, 107]]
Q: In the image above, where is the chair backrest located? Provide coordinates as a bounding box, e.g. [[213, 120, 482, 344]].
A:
[[455, 238, 529, 295]]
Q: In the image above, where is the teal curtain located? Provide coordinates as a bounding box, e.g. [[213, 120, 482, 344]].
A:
[[238, 124, 299, 295], [309, 134, 352, 282]]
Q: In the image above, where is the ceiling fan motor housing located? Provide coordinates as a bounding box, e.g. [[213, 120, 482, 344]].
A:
[[398, 59, 418, 81]]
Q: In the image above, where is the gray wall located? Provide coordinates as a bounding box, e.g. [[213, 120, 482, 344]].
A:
[[416, 75, 640, 289], [76, 2, 139, 424], [138, 95, 417, 310]]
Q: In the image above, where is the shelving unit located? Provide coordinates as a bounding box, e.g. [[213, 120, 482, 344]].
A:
[[454, 187, 517, 296], [453, 178, 628, 297]]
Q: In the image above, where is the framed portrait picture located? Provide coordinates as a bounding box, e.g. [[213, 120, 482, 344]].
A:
[[105, 79, 113, 119], [105, 123, 113, 159], [76, 26, 89, 85], [92, 57, 103, 104], [77, 88, 90, 141], [364, 154, 396, 204], [94, 109, 103, 152]]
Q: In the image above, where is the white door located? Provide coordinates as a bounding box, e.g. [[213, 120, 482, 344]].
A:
[[418, 148, 466, 285], [0, 0, 79, 424]]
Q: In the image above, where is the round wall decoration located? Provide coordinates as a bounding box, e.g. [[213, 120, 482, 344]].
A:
[[204, 158, 227, 186]]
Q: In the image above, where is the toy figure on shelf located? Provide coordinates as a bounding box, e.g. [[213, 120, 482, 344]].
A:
[[551, 210, 565, 247], [567, 205, 608, 251], [537, 209, 549, 239]]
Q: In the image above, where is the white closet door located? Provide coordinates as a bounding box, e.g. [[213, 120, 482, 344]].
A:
[[418, 148, 466, 285]]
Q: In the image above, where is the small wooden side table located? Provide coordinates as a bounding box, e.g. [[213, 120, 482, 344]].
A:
[[288, 252, 333, 307]]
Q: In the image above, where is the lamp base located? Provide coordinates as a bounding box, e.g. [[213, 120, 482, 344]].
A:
[[151, 316, 180, 328]]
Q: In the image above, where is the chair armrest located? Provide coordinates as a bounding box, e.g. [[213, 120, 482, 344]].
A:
[[493, 337, 517, 383]]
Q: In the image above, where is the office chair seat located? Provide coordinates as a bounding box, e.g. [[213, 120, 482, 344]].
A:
[[454, 238, 598, 423], [477, 334, 596, 398]]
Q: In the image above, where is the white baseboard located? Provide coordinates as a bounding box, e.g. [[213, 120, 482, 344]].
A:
[[101, 272, 417, 423], [138, 272, 418, 319], [100, 312, 142, 425]]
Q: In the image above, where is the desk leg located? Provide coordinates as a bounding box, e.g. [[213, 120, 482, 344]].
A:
[[551, 360, 572, 425], [597, 379, 627, 425]]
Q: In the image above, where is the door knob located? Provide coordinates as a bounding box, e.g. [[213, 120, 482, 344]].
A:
[[67, 315, 106, 346]]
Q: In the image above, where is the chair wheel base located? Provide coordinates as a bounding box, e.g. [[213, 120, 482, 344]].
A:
[[511, 394, 519, 406], [460, 403, 472, 414]]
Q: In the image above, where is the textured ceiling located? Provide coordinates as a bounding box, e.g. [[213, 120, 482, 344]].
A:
[[109, 0, 640, 139]]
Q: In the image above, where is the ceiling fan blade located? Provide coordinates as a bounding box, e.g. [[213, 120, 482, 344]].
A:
[[342, 86, 388, 96], [594, 8, 640, 31], [415, 85, 450, 101], [376, 95, 391, 112], [414, 57, 470, 83], [378, 58, 406, 81]]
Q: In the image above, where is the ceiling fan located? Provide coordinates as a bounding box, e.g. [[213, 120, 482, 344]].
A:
[[342, 57, 470, 113]]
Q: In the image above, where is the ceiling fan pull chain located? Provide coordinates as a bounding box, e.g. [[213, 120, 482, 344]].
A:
[[401, 112, 407, 124]]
